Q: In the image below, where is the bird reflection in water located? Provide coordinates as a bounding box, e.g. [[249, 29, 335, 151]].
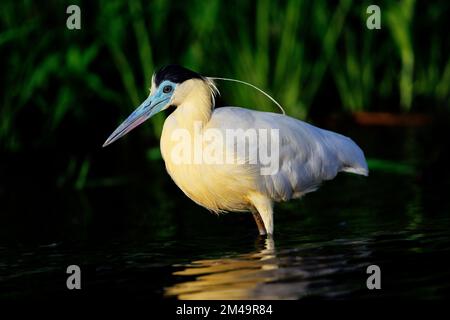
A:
[[165, 236, 373, 299], [165, 238, 301, 300]]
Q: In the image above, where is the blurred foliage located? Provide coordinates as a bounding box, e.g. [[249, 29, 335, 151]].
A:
[[0, 0, 449, 155], [367, 158, 415, 175]]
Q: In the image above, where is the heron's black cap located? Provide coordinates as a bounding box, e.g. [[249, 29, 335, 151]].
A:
[[154, 65, 204, 86]]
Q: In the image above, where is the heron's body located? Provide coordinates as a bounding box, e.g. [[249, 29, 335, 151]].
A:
[[104, 65, 368, 236]]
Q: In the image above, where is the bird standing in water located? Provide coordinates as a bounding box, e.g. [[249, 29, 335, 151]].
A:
[[104, 65, 368, 236]]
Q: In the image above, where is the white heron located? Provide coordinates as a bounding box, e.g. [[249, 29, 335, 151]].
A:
[[103, 65, 368, 236]]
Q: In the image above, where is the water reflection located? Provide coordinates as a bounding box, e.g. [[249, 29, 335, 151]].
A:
[[165, 237, 372, 300], [165, 238, 279, 299]]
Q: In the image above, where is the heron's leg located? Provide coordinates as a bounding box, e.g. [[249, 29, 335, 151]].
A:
[[248, 193, 274, 235], [250, 207, 267, 236]]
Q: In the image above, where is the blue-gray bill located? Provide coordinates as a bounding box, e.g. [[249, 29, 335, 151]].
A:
[[102, 95, 170, 147]]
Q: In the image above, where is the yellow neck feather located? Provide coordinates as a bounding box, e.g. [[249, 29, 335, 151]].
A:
[[171, 80, 214, 129]]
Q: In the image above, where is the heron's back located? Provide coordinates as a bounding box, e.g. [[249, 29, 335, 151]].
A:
[[209, 107, 368, 202]]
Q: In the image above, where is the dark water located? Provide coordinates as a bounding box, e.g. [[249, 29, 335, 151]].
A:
[[1, 125, 450, 300]]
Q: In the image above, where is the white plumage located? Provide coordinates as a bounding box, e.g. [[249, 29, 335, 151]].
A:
[[160, 79, 367, 235], [212, 107, 367, 197], [104, 66, 368, 236]]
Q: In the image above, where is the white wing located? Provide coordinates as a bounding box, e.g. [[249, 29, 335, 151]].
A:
[[209, 107, 368, 202]]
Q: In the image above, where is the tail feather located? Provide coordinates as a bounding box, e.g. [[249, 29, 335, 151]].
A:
[[334, 136, 369, 176], [341, 166, 369, 176]]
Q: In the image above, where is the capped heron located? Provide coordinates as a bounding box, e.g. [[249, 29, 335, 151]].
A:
[[103, 65, 368, 236]]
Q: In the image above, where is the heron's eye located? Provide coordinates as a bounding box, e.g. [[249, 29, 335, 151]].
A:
[[163, 85, 172, 94]]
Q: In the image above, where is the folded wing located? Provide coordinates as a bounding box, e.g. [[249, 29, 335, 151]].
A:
[[210, 107, 368, 202]]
